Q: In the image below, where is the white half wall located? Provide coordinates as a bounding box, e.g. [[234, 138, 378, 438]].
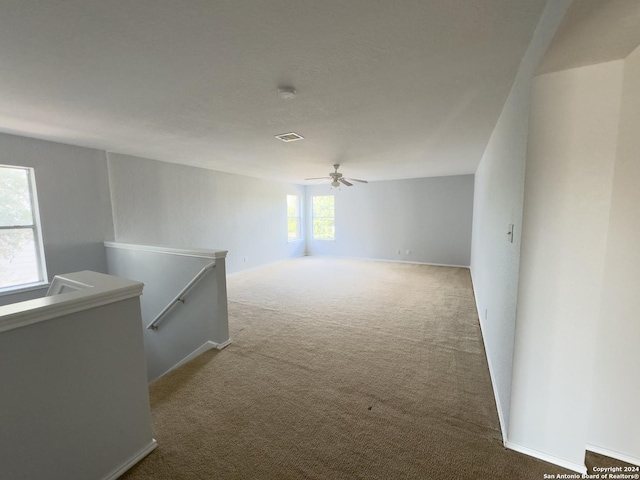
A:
[[0, 133, 114, 306], [588, 44, 640, 465], [469, 0, 572, 440], [105, 242, 230, 382], [306, 175, 474, 267], [510, 60, 623, 469], [0, 275, 153, 480], [106, 153, 305, 274]]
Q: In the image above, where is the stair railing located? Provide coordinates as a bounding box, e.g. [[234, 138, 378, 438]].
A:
[[146, 260, 216, 330]]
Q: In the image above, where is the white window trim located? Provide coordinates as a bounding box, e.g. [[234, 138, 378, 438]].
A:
[[0, 282, 50, 297], [0, 165, 48, 294]]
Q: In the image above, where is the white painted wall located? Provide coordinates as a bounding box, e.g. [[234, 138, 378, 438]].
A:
[[106, 153, 305, 274], [469, 0, 572, 439], [0, 133, 114, 306], [588, 45, 640, 465], [510, 60, 624, 471], [306, 175, 474, 267]]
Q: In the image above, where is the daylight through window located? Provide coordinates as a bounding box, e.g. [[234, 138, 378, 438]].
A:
[[0, 165, 47, 291], [312, 195, 335, 240], [287, 195, 301, 241]]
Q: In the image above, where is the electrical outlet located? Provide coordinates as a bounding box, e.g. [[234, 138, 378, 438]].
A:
[[396, 249, 401, 255], [243, 257, 248, 263], [485, 309, 488, 320], [405, 249, 411, 255]]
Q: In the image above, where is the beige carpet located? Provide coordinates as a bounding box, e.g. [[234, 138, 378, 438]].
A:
[[121, 257, 596, 479]]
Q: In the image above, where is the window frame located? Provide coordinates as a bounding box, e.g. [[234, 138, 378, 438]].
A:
[[286, 194, 302, 242], [311, 195, 335, 241], [0, 165, 48, 294]]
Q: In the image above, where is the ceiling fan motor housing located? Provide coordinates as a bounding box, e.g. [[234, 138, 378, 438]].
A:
[[305, 164, 368, 186]]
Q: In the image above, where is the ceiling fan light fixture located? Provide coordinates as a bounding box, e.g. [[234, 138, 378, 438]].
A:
[[305, 164, 369, 188]]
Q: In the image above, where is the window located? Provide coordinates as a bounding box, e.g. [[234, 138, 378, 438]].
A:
[[312, 195, 335, 240], [287, 195, 301, 241], [0, 165, 47, 291]]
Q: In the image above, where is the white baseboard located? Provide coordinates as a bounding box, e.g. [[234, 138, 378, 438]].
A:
[[478, 315, 508, 444], [227, 254, 306, 276], [164, 339, 231, 377], [102, 439, 157, 480], [304, 253, 470, 269], [587, 444, 640, 467], [505, 441, 587, 474], [227, 254, 469, 275], [373, 257, 470, 268], [469, 270, 508, 444]]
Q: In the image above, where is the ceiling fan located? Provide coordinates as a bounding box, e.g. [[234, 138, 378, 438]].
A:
[[305, 164, 369, 187]]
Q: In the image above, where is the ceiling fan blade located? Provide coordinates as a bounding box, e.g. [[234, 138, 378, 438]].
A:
[[346, 178, 368, 183], [305, 177, 331, 180], [339, 178, 353, 186]]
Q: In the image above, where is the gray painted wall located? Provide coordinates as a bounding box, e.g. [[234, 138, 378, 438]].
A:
[[107, 153, 305, 274], [106, 244, 229, 381], [306, 175, 474, 267], [469, 0, 572, 440], [0, 133, 114, 306]]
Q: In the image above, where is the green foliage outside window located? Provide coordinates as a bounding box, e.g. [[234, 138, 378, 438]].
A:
[[312, 195, 334, 240], [0, 167, 33, 226], [287, 195, 300, 241], [287, 218, 298, 241], [0, 166, 43, 289]]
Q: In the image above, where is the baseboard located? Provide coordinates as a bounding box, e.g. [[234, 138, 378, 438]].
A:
[[102, 439, 157, 480], [227, 254, 306, 276], [374, 258, 470, 269], [304, 253, 470, 269], [477, 315, 508, 444], [469, 270, 508, 444], [587, 444, 640, 467], [505, 441, 587, 474], [227, 254, 470, 274], [164, 339, 230, 376]]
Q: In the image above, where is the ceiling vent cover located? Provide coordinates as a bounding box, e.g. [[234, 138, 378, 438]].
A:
[[275, 132, 304, 142]]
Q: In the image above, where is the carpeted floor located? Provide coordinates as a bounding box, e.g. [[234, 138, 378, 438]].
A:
[[121, 257, 606, 479]]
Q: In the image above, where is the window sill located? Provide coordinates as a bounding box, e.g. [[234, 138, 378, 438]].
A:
[[0, 281, 50, 297], [287, 239, 304, 243]]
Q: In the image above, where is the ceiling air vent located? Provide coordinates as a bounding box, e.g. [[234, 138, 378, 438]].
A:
[[275, 132, 304, 142]]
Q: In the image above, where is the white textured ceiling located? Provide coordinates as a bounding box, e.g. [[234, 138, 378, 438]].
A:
[[0, 0, 547, 183], [539, 0, 640, 75]]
